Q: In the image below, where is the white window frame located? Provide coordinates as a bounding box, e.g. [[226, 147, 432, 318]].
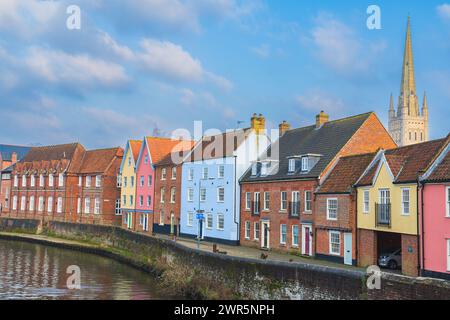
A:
[[40, 175, 44, 187], [161, 168, 167, 180], [139, 195, 144, 206], [304, 191, 312, 212], [147, 195, 151, 207], [93, 175, 101, 188], [363, 189, 370, 213], [140, 176, 145, 187], [47, 196, 53, 213], [171, 167, 177, 180], [13, 175, 18, 188], [280, 191, 287, 211], [22, 175, 26, 187], [188, 168, 194, 181], [329, 231, 341, 256], [58, 173, 64, 187], [160, 187, 165, 203], [78, 176, 82, 187], [217, 214, 224, 231], [20, 196, 26, 211], [202, 167, 209, 180], [38, 196, 44, 212], [85, 176, 91, 188], [245, 192, 251, 210], [288, 159, 296, 173], [447, 239, 450, 272], [115, 199, 121, 215], [187, 188, 194, 202], [401, 188, 411, 216], [12, 196, 17, 210], [94, 198, 100, 215], [170, 187, 176, 203], [77, 197, 81, 214], [30, 175, 35, 187], [206, 214, 213, 230], [130, 195, 134, 205], [301, 157, 309, 172], [148, 175, 152, 187], [292, 225, 299, 247], [130, 176, 135, 187], [280, 224, 287, 245], [218, 165, 225, 179], [446, 187, 450, 218], [254, 222, 260, 240], [48, 175, 54, 187], [57, 197, 63, 213], [84, 197, 91, 214], [327, 198, 338, 221], [245, 221, 251, 240], [200, 188, 206, 202], [29, 196, 35, 211], [217, 187, 225, 203], [263, 192, 270, 211], [187, 212, 194, 227]]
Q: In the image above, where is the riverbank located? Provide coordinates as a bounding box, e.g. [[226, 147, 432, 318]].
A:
[[1, 218, 449, 300]]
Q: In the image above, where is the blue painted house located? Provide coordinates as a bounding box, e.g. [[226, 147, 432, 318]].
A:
[[180, 114, 270, 245]]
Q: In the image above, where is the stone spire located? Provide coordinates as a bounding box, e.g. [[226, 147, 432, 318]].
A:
[[398, 16, 419, 117], [422, 92, 428, 117], [389, 93, 395, 117]]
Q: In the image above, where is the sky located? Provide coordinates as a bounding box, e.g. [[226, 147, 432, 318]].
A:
[[0, 0, 449, 149]]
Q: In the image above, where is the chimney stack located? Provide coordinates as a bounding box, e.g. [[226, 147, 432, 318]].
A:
[[315, 111, 329, 128], [11, 152, 17, 164], [279, 121, 291, 137], [251, 113, 266, 134]]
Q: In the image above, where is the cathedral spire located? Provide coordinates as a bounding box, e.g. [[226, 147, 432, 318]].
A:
[[422, 91, 428, 116], [399, 16, 419, 116]]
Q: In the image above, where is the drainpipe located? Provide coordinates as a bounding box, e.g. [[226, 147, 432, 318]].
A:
[[233, 156, 239, 244], [420, 181, 425, 275], [355, 188, 359, 265], [416, 181, 421, 277]]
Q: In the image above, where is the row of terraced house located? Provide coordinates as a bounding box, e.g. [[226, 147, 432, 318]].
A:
[[1, 111, 448, 280]]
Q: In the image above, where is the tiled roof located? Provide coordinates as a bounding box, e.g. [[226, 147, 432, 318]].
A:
[[146, 137, 194, 165], [317, 153, 376, 194], [21, 143, 82, 163], [154, 140, 195, 166], [357, 138, 447, 186], [79, 147, 124, 174], [129, 140, 142, 163], [425, 151, 450, 182], [186, 128, 253, 162], [241, 112, 373, 183], [0, 144, 31, 161]]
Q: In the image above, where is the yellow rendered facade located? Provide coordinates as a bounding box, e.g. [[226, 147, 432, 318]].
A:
[[120, 142, 138, 212], [357, 161, 418, 235]]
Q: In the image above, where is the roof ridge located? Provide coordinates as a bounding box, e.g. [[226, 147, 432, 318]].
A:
[[286, 112, 374, 133], [86, 147, 121, 152], [340, 151, 377, 160]]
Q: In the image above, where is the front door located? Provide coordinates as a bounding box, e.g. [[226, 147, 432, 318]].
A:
[[261, 222, 270, 249], [143, 214, 148, 232], [302, 225, 312, 256], [127, 212, 132, 229], [344, 233, 353, 265]]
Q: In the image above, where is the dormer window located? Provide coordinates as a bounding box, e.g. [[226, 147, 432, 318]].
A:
[[301, 157, 309, 172], [288, 159, 296, 173], [261, 163, 270, 176], [251, 163, 258, 176]]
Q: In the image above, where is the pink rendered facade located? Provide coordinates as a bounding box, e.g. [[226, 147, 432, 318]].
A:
[[135, 143, 155, 226], [421, 183, 450, 278]]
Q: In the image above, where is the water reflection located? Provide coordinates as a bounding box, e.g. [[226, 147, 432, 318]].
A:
[[0, 239, 166, 300]]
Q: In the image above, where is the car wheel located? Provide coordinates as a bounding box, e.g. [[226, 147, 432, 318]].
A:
[[388, 260, 398, 270]]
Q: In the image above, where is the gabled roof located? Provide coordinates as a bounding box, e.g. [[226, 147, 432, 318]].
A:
[[120, 140, 142, 173], [421, 134, 450, 183], [356, 138, 447, 186], [241, 112, 373, 183], [316, 152, 377, 194], [79, 147, 124, 174], [142, 137, 194, 166], [0, 144, 31, 162], [154, 140, 195, 167], [185, 128, 254, 162]]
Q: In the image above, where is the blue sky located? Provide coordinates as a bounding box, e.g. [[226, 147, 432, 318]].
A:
[[0, 0, 449, 148]]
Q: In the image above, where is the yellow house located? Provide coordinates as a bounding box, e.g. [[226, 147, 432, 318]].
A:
[[119, 140, 142, 229], [355, 139, 446, 276]]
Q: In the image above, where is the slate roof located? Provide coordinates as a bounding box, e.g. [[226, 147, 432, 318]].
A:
[[185, 128, 253, 162], [0, 144, 31, 161], [356, 138, 447, 186], [316, 153, 377, 194], [79, 147, 124, 174], [240, 112, 373, 183]]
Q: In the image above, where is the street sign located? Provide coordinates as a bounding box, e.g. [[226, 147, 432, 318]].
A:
[[196, 213, 204, 220]]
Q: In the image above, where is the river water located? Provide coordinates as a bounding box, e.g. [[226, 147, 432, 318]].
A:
[[0, 239, 168, 300]]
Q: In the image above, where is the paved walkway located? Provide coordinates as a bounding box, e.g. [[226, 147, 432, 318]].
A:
[[155, 233, 366, 272]]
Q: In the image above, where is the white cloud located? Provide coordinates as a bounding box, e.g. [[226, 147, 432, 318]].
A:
[[251, 44, 271, 59], [25, 47, 130, 88], [308, 13, 386, 76], [437, 4, 450, 20], [296, 89, 346, 114]]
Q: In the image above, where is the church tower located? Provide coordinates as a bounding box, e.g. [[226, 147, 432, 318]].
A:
[[388, 17, 429, 147]]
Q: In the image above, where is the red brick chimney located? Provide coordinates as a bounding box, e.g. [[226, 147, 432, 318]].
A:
[[11, 152, 18, 164]]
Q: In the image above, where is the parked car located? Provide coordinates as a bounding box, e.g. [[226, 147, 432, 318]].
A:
[[378, 249, 402, 270]]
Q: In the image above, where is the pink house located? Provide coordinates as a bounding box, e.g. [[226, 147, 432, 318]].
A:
[[420, 136, 450, 280], [135, 137, 188, 233]]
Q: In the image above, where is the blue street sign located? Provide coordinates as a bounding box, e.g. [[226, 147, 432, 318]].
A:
[[196, 213, 204, 220]]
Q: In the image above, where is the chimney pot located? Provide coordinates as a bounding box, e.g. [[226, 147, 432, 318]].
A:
[[279, 121, 291, 137], [251, 113, 265, 134]]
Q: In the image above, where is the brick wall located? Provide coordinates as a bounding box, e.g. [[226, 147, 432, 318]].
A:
[[358, 229, 378, 267], [401, 234, 419, 277], [240, 180, 317, 254]]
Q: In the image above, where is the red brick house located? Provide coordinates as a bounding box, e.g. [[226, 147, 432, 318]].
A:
[[9, 143, 123, 226], [239, 111, 396, 255], [314, 152, 377, 265], [153, 141, 194, 236]]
